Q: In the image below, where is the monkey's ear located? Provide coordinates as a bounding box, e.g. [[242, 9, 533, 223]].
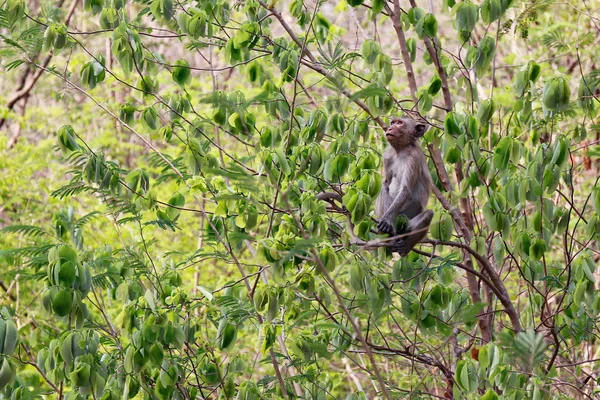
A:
[[414, 123, 427, 138]]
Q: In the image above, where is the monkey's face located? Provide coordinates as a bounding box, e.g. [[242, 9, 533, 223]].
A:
[[385, 118, 427, 149]]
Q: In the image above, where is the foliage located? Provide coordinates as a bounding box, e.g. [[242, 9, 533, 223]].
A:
[[1, 0, 600, 399]]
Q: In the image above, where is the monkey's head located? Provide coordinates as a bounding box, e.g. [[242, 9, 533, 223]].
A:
[[385, 117, 427, 149]]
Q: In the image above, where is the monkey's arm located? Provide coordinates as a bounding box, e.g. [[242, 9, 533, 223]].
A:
[[377, 184, 410, 234], [383, 185, 410, 219]]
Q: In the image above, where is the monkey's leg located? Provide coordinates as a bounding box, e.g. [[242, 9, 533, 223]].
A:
[[376, 185, 395, 235], [389, 210, 434, 256]]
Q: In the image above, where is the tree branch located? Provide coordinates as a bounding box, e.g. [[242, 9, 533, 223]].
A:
[[423, 239, 522, 333]]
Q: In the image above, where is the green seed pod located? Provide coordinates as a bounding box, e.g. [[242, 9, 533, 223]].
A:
[[52, 289, 73, 317], [57, 125, 80, 153], [347, 0, 364, 6], [477, 98, 495, 126], [172, 59, 192, 86], [308, 145, 325, 175], [530, 239, 547, 260], [430, 213, 453, 241], [319, 246, 337, 272], [99, 7, 119, 29], [349, 264, 365, 291], [142, 107, 158, 130], [216, 319, 237, 351], [543, 77, 570, 111], [350, 194, 367, 224]]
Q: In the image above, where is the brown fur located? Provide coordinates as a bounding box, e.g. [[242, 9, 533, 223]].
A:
[[376, 117, 433, 255]]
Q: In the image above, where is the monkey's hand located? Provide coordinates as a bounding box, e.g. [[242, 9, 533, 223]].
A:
[[389, 239, 407, 255], [377, 218, 396, 235]]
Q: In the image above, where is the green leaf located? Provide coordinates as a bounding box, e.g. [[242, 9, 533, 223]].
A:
[[347, 0, 365, 6], [324, 154, 350, 182], [592, 187, 600, 214], [52, 289, 72, 317], [139, 76, 158, 95], [166, 192, 185, 220], [151, 0, 173, 20], [159, 360, 178, 386], [6, 0, 26, 25], [493, 137, 512, 169], [0, 225, 48, 238], [530, 239, 547, 260], [261, 324, 277, 353], [418, 92, 433, 114], [172, 59, 191, 86], [407, 8, 426, 24], [349, 264, 365, 291], [481, 0, 502, 24], [445, 147, 461, 164], [423, 13, 438, 37], [5, 60, 24, 72], [407, 38, 417, 62], [144, 289, 156, 312], [444, 112, 461, 136], [543, 77, 571, 111], [361, 39, 380, 64], [125, 168, 150, 194], [453, 1, 479, 34], [44, 23, 68, 51], [430, 213, 453, 241], [0, 357, 15, 390], [500, 329, 547, 371], [466, 36, 496, 76], [1, 319, 18, 356], [99, 7, 119, 29], [186, 12, 207, 39], [142, 107, 158, 130], [477, 99, 495, 126], [577, 74, 600, 115], [58, 261, 76, 287], [481, 389, 499, 400], [456, 359, 478, 392], [83, 0, 103, 14], [428, 76, 442, 95], [216, 318, 237, 350], [371, 0, 385, 16], [232, 22, 258, 51]]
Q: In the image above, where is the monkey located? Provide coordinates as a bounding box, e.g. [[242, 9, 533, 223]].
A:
[[375, 117, 434, 256]]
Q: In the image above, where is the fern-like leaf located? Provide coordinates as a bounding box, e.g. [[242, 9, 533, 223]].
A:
[[5, 60, 23, 71], [0, 225, 48, 238], [74, 211, 101, 229], [144, 219, 179, 231], [2, 244, 53, 258], [542, 30, 568, 51], [0, 9, 9, 28], [17, 271, 47, 281], [51, 182, 95, 199], [0, 34, 26, 52]]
